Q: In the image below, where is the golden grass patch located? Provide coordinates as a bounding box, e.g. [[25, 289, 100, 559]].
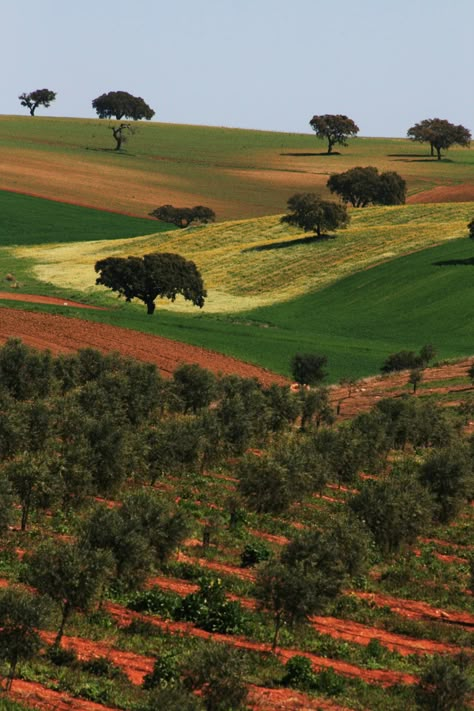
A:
[[16, 202, 474, 314]]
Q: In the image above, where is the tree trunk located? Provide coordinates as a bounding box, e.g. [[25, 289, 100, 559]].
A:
[[436, 146, 442, 160], [5, 656, 18, 692], [146, 300, 156, 315], [21, 498, 30, 531], [272, 613, 282, 652], [54, 601, 71, 647], [327, 140, 333, 154]]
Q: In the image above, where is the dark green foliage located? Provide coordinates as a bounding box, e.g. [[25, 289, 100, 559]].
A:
[[281, 193, 349, 237], [0, 338, 54, 400], [309, 114, 359, 153], [237, 436, 315, 514], [142, 653, 180, 690], [407, 118, 471, 160], [80, 492, 189, 588], [327, 166, 406, 206], [142, 686, 204, 710], [95, 252, 206, 315], [92, 91, 155, 120], [256, 522, 368, 649], [22, 539, 113, 646], [282, 655, 315, 689], [0, 586, 50, 691], [349, 464, 434, 554], [127, 586, 179, 618], [419, 445, 474, 523], [415, 653, 473, 710], [80, 656, 126, 681], [0, 472, 14, 532], [172, 363, 218, 414], [215, 375, 270, 454], [145, 416, 203, 483], [177, 577, 247, 635], [5, 451, 62, 531], [150, 204, 216, 227], [182, 643, 249, 711], [19, 88, 56, 116], [45, 644, 78, 666], [381, 350, 423, 373], [291, 353, 328, 386], [299, 387, 334, 431], [375, 396, 458, 450], [263, 384, 300, 432], [240, 541, 271, 568], [468, 218, 474, 239]]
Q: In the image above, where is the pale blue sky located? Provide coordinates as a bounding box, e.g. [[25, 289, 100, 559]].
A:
[[3, 0, 473, 137]]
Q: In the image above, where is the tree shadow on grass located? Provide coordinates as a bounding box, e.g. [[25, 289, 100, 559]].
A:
[[280, 151, 341, 157], [387, 154, 453, 163], [433, 257, 474, 267], [242, 234, 336, 253]]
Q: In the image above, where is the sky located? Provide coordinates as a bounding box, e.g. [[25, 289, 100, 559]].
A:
[[2, 0, 473, 137]]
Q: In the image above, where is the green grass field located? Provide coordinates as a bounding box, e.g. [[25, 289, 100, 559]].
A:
[[1, 117, 473, 381], [1, 115, 473, 220]]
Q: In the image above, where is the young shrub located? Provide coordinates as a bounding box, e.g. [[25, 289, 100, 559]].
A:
[[80, 656, 126, 681], [415, 652, 473, 711], [240, 541, 271, 568], [177, 576, 247, 635], [282, 655, 315, 690], [142, 653, 180, 690], [127, 586, 179, 618], [182, 643, 249, 711]]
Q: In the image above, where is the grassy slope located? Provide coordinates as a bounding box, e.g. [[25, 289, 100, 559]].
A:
[[1, 117, 474, 380], [1, 115, 474, 220], [0, 190, 175, 246]]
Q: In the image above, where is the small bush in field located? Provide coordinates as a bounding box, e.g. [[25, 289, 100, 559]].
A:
[[282, 655, 315, 690], [45, 645, 78, 667], [142, 654, 180, 690], [240, 541, 271, 568], [127, 586, 179, 618], [80, 656, 126, 681]]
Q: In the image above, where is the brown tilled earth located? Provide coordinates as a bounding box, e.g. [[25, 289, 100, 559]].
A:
[[1, 295, 473, 410]]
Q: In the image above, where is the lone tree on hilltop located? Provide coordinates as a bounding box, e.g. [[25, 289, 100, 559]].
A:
[[150, 204, 216, 227], [407, 118, 471, 160], [19, 89, 56, 116], [327, 166, 406, 207], [95, 252, 206, 315], [281, 193, 349, 237], [92, 91, 155, 120], [309, 114, 359, 154]]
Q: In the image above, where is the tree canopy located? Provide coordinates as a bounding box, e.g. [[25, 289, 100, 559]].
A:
[[18, 89, 56, 116], [327, 166, 406, 207], [281, 193, 349, 237], [407, 118, 471, 160], [309, 114, 359, 154], [150, 204, 216, 227], [92, 91, 155, 120], [95, 252, 206, 315]]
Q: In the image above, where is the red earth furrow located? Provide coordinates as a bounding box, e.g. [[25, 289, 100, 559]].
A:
[[419, 536, 474, 552], [146, 573, 468, 658], [413, 547, 469, 565], [309, 616, 465, 657], [353, 591, 474, 629], [0, 306, 288, 385], [104, 602, 418, 688], [9, 679, 121, 711], [176, 551, 257, 581]]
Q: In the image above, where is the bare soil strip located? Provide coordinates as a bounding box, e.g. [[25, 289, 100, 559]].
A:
[[0, 306, 287, 385], [353, 592, 474, 629]]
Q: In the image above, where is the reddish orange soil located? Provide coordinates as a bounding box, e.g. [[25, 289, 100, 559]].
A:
[[105, 602, 418, 688], [0, 292, 106, 309], [0, 305, 288, 384], [419, 537, 474, 552], [309, 615, 465, 657], [407, 183, 474, 203], [176, 551, 257, 581], [10, 679, 121, 711], [412, 548, 469, 565], [247, 685, 352, 711], [353, 591, 474, 629]]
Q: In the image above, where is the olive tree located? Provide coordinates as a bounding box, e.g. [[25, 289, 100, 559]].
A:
[[19, 89, 56, 116]]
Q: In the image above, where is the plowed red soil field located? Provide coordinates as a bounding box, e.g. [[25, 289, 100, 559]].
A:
[[0, 304, 287, 384]]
